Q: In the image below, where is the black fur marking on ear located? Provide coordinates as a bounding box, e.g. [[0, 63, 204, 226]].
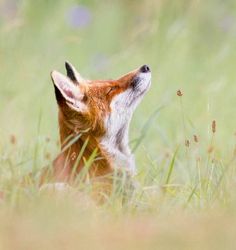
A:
[[54, 84, 65, 105], [65, 62, 77, 82]]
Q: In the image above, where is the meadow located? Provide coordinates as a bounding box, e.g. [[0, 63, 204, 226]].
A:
[[1, 0, 236, 249]]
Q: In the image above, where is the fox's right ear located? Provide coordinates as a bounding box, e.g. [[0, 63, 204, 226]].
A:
[[51, 71, 86, 112], [65, 61, 84, 83]]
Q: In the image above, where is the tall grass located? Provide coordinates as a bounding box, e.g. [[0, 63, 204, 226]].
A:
[[1, 0, 236, 249]]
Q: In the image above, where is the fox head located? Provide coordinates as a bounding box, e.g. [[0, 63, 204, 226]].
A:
[[51, 62, 151, 144]]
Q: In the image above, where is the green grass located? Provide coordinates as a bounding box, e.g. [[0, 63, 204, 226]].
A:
[[1, 0, 236, 249]]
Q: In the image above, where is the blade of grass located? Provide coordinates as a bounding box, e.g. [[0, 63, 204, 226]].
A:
[[212, 156, 235, 202], [32, 110, 42, 174], [75, 148, 98, 184], [165, 147, 179, 185], [184, 184, 198, 208], [70, 137, 90, 180]]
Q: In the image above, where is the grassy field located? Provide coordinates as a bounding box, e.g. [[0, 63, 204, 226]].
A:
[[1, 0, 236, 249]]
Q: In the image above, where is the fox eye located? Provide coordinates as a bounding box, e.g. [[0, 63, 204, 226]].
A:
[[106, 86, 118, 95]]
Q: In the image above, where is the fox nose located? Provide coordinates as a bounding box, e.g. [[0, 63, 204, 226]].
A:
[[140, 65, 151, 73]]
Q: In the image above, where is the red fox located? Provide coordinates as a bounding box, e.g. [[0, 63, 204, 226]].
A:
[[44, 62, 151, 196]]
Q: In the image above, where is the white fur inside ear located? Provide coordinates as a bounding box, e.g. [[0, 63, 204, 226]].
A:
[[51, 71, 87, 112], [51, 71, 80, 100]]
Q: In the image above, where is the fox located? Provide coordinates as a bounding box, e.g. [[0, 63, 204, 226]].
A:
[[42, 62, 151, 199]]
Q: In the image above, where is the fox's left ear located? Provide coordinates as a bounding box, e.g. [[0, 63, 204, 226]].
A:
[[65, 61, 84, 83], [51, 71, 87, 112]]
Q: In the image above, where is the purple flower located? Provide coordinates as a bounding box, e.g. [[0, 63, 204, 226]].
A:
[[0, 0, 18, 20], [91, 53, 110, 72], [66, 5, 92, 29]]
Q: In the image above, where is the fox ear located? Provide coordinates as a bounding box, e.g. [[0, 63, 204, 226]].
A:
[[51, 71, 86, 111], [65, 61, 84, 83]]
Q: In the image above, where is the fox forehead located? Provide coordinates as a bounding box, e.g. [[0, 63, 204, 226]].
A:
[[85, 70, 137, 90], [80, 73, 136, 106], [85, 80, 129, 96], [80, 80, 130, 116]]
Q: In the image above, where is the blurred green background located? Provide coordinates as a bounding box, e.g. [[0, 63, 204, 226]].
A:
[[1, 0, 236, 179], [1, 0, 236, 249]]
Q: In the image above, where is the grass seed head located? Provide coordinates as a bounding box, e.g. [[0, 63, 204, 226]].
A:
[[10, 134, 17, 145], [45, 137, 51, 143], [208, 146, 214, 154], [196, 156, 201, 162], [177, 89, 183, 96], [71, 152, 77, 161], [185, 139, 190, 147], [212, 120, 216, 133], [45, 152, 51, 160]]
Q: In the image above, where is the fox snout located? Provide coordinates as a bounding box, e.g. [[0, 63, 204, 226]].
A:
[[130, 65, 151, 94], [140, 64, 151, 73]]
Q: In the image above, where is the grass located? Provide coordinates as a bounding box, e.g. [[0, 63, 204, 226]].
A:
[[1, 0, 236, 249]]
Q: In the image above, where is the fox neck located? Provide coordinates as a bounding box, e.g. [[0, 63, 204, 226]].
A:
[[100, 129, 136, 175], [100, 106, 136, 175], [53, 111, 112, 182], [53, 111, 135, 182]]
